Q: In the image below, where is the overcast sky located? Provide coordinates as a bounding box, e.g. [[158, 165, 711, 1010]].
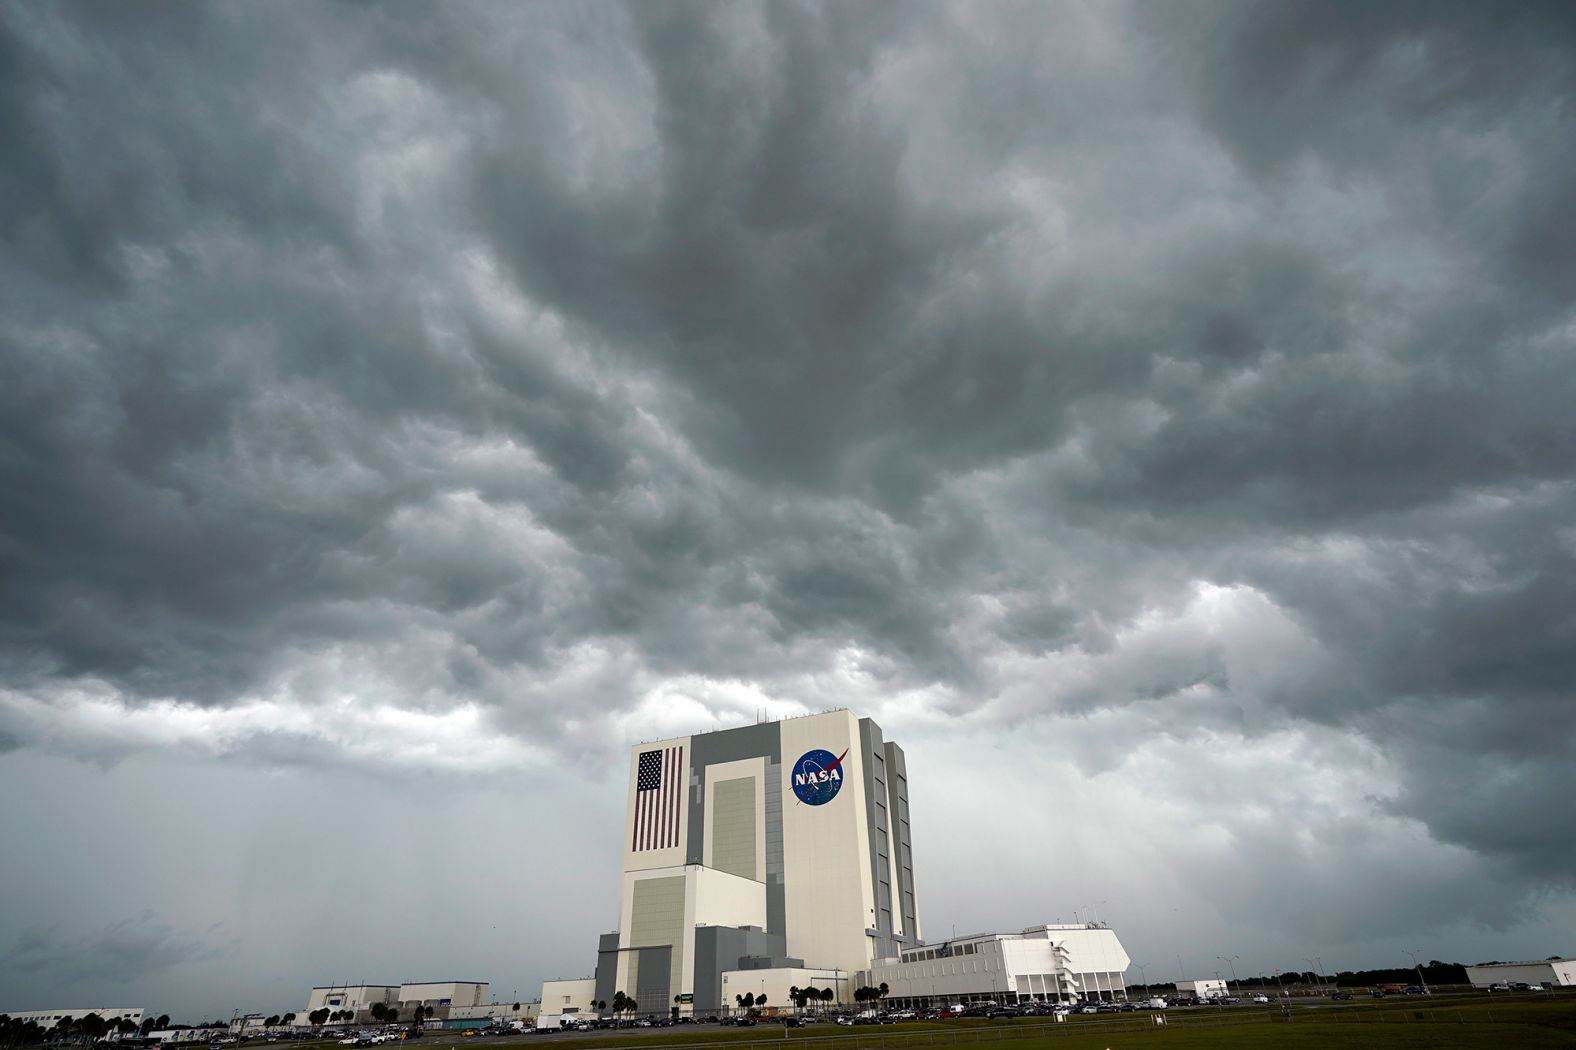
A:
[[3, 0, 1575, 1022]]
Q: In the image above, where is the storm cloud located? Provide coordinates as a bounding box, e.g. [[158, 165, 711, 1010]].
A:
[[2, 0, 1574, 1018]]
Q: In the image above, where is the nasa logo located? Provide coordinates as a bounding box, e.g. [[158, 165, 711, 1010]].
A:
[[790, 748, 848, 806]]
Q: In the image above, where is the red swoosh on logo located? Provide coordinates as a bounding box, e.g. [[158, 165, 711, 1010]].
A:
[[792, 748, 850, 802]]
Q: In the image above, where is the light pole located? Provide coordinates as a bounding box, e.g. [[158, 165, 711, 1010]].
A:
[[1405, 950, 1429, 993], [1133, 963, 1148, 997], [1217, 956, 1240, 998]]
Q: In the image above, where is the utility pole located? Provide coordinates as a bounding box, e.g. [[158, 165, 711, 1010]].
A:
[[1217, 956, 1240, 998], [1405, 950, 1429, 993]]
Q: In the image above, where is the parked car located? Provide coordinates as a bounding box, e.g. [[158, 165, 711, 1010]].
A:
[[1330, 992, 1353, 1001]]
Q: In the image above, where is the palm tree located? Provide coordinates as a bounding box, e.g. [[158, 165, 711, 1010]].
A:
[[76, 1014, 109, 1045], [370, 1005, 387, 1023]]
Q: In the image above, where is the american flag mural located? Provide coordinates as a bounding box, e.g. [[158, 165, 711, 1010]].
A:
[[632, 745, 683, 851]]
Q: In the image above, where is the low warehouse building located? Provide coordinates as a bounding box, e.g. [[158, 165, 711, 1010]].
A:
[[1, 1008, 145, 1028], [862, 924, 1130, 1005], [1174, 979, 1227, 1000], [538, 979, 597, 1016], [307, 986, 398, 1015], [1464, 959, 1575, 989]]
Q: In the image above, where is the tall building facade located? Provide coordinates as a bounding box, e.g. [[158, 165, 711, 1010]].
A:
[[604, 710, 921, 1015]]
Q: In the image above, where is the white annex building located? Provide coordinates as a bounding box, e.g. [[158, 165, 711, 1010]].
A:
[[1464, 959, 1575, 988], [549, 711, 1132, 1018], [305, 982, 488, 1023], [864, 925, 1130, 1006]]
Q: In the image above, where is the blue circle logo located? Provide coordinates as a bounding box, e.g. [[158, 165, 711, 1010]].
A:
[[790, 748, 848, 806]]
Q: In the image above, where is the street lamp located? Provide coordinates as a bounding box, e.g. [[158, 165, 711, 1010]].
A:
[[1217, 956, 1240, 998], [1133, 963, 1148, 997], [1405, 950, 1429, 993]]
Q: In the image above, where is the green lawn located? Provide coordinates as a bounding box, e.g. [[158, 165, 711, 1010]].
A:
[[295, 995, 1576, 1050]]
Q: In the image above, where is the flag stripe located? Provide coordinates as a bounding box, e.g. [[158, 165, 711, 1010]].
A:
[[632, 745, 683, 852]]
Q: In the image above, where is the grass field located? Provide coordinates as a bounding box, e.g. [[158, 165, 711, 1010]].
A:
[[298, 995, 1576, 1050]]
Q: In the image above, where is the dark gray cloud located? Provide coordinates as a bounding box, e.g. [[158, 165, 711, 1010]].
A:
[[2, 913, 228, 986], [2, 0, 1574, 1016]]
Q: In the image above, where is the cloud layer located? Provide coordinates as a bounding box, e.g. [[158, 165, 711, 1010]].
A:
[[2, 0, 1574, 1015]]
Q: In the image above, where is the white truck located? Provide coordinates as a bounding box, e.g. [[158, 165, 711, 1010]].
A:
[[534, 1014, 587, 1032]]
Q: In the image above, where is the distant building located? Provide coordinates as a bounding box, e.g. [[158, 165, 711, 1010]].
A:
[[396, 982, 488, 1011], [1464, 960, 1575, 989], [1174, 979, 1227, 999], [304, 981, 488, 1024], [444, 1001, 539, 1024], [306, 987, 397, 1015], [1, 1008, 145, 1028], [721, 966, 849, 1013], [146, 1029, 226, 1044], [538, 980, 596, 1016], [864, 925, 1130, 1005]]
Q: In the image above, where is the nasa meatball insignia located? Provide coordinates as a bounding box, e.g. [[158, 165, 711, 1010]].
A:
[[791, 748, 848, 806]]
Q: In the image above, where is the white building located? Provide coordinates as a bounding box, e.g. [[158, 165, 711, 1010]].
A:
[[306, 986, 398, 1015], [538, 980, 597, 1015], [146, 1029, 226, 1044], [720, 967, 849, 1012], [398, 982, 487, 1010], [1, 1009, 145, 1028], [305, 981, 487, 1023], [1464, 959, 1576, 989], [1175, 979, 1227, 999], [446, 1002, 540, 1023], [577, 711, 920, 1017], [865, 925, 1131, 1005]]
